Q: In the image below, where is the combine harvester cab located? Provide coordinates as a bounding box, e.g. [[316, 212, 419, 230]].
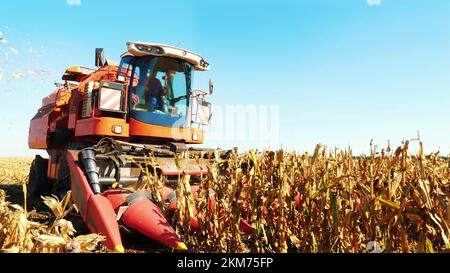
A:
[[27, 42, 233, 252]]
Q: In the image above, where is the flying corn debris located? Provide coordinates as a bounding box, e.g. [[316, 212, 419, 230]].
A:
[[9, 47, 18, 55], [12, 72, 24, 79], [0, 32, 7, 44]]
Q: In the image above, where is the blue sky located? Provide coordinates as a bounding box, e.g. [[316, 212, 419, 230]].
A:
[[0, 0, 449, 157]]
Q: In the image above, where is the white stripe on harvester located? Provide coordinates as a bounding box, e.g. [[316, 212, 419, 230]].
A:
[[100, 88, 121, 111], [196, 104, 210, 125]]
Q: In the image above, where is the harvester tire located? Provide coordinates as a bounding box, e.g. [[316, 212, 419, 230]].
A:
[[53, 150, 71, 200], [27, 155, 51, 199]]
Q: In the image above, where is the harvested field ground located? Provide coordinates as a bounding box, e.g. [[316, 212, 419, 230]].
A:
[[0, 158, 170, 253]]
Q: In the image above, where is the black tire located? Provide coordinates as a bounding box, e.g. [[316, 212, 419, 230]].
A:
[[27, 155, 52, 198], [52, 150, 72, 200]]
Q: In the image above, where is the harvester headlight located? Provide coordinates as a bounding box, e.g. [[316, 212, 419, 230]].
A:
[[113, 125, 123, 134], [192, 133, 199, 141]]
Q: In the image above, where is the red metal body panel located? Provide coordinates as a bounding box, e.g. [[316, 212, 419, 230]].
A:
[[29, 86, 71, 150], [74, 117, 129, 138], [295, 193, 301, 209], [67, 151, 123, 251], [67, 151, 91, 218], [68, 112, 77, 130], [239, 219, 253, 234], [85, 195, 123, 251], [66, 65, 120, 137], [103, 190, 128, 212], [28, 114, 50, 149], [121, 199, 183, 249]]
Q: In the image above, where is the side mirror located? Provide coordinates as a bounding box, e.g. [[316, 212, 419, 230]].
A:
[[209, 79, 214, 95], [95, 48, 105, 67]]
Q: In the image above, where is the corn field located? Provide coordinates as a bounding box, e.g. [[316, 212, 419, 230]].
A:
[[0, 189, 105, 253], [0, 158, 31, 185], [163, 141, 450, 253], [1, 141, 450, 253]]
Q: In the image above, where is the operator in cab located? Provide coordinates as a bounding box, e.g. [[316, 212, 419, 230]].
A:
[[144, 71, 165, 112], [131, 70, 168, 113]]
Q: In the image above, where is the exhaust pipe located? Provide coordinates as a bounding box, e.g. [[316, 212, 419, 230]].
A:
[[79, 148, 102, 195]]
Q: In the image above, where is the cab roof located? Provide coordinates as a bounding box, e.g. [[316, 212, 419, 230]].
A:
[[121, 42, 210, 71]]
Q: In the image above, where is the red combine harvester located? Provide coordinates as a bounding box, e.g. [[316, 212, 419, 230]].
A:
[[27, 42, 228, 252]]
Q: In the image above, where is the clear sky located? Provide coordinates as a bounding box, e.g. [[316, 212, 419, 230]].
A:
[[0, 0, 449, 157]]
